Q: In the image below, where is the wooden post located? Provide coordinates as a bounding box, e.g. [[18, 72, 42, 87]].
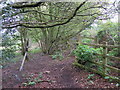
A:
[[73, 62, 120, 83], [19, 52, 27, 71], [103, 42, 108, 74]]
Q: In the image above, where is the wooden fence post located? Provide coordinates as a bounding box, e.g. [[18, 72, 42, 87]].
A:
[[19, 52, 27, 71], [103, 42, 108, 74]]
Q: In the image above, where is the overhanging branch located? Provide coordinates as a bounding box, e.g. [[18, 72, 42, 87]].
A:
[[3, 0, 88, 28], [76, 13, 103, 16], [12, 2, 43, 8]]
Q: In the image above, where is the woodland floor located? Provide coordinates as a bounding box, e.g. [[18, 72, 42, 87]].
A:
[[2, 51, 119, 89]]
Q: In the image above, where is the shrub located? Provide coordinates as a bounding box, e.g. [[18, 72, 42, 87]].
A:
[[51, 52, 64, 60], [74, 44, 103, 67], [108, 48, 119, 56]]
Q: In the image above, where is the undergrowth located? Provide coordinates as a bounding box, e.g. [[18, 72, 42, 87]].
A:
[[73, 44, 103, 67]]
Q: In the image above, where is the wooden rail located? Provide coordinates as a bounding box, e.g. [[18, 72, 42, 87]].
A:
[[95, 53, 120, 61], [82, 43, 120, 61], [83, 43, 120, 48], [74, 37, 120, 82], [73, 62, 120, 83], [89, 60, 120, 73]]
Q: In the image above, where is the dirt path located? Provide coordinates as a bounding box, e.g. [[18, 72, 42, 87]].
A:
[[2, 53, 119, 88]]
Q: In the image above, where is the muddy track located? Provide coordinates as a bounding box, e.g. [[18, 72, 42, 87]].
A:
[[2, 53, 119, 88]]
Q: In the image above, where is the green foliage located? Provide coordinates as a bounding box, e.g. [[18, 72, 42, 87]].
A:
[[108, 48, 119, 56], [104, 76, 110, 79], [1, 27, 21, 66], [1, 36, 16, 65], [97, 66, 104, 72], [51, 52, 64, 60], [28, 81, 36, 85], [74, 44, 103, 67], [38, 72, 43, 79], [82, 39, 92, 43], [28, 47, 41, 54], [107, 61, 115, 66], [96, 21, 119, 45], [22, 72, 41, 86], [2, 49, 15, 62], [22, 81, 36, 86], [87, 74, 95, 79], [22, 73, 35, 86], [22, 72, 52, 87]]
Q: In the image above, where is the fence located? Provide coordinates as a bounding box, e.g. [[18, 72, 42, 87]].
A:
[[73, 36, 120, 83]]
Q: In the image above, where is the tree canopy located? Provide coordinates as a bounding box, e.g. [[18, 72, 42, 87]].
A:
[[1, 0, 119, 55], [2, 0, 117, 28]]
